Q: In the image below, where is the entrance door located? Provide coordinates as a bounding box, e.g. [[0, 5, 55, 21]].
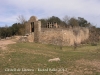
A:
[[31, 22, 34, 32]]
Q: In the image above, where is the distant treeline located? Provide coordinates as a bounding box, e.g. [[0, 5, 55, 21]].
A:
[[40, 16, 91, 28], [40, 16, 100, 43], [0, 23, 25, 39], [0, 16, 100, 43]]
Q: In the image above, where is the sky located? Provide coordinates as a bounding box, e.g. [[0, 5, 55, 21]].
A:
[[0, 0, 100, 27]]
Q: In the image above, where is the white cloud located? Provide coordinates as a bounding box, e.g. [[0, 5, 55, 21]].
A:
[[0, 0, 100, 27]]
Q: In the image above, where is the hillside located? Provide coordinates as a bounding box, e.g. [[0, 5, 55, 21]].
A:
[[0, 37, 100, 75]]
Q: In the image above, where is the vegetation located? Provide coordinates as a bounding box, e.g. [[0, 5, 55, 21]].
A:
[[0, 15, 26, 39], [0, 42, 100, 75], [39, 16, 66, 28], [0, 15, 100, 44], [0, 14, 100, 75], [40, 16, 92, 28], [0, 23, 25, 39], [89, 26, 100, 44]]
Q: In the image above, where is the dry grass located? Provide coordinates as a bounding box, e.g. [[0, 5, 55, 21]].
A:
[[76, 59, 100, 70], [56, 59, 100, 75], [0, 40, 100, 75]]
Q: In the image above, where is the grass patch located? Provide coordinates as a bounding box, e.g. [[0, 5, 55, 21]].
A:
[[0, 42, 100, 75]]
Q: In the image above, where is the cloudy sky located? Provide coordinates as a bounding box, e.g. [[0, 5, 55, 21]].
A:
[[0, 0, 100, 27]]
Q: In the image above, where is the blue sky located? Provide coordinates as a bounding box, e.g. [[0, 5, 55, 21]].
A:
[[0, 0, 100, 27]]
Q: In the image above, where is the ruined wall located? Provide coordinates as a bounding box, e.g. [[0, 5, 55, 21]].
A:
[[25, 16, 89, 46], [25, 16, 41, 43], [34, 21, 41, 42], [27, 33, 34, 42], [39, 27, 89, 46]]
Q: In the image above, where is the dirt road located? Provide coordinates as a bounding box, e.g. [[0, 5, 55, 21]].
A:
[[0, 39, 16, 50], [0, 36, 22, 50]]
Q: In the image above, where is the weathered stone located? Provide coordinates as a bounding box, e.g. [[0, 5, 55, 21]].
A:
[[25, 16, 41, 43], [25, 16, 89, 46]]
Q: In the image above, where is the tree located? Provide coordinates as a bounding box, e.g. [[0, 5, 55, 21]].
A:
[[47, 16, 66, 27], [16, 15, 26, 35], [78, 17, 90, 27], [11, 23, 19, 35], [63, 15, 71, 27], [47, 16, 62, 24], [39, 19, 47, 28], [89, 26, 100, 45], [63, 15, 70, 24], [17, 15, 26, 24], [68, 17, 79, 27], [0, 27, 7, 39], [39, 16, 65, 28]]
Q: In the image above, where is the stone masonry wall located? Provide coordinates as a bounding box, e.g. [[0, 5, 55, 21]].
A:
[[39, 27, 89, 46]]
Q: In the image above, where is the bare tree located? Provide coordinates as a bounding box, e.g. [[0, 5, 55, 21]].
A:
[[63, 15, 70, 25], [16, 15, 26, 35], [17, 15, 26, 24]]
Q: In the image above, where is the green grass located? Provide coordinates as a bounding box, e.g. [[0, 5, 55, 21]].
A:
[[0, 42, 100, 75]]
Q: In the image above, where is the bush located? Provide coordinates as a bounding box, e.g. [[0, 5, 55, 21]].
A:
[[91, 43, 97, 46]]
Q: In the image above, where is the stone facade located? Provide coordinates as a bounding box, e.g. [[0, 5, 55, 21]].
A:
[[46, 22, 58, 28], [26, 16, 41, 42], [40, 28, 89, 46], [26, 16, 89, 46]]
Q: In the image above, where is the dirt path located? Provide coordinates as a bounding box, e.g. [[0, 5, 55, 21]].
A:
[[0, 36, 21, 50], [0, 39, 16, 50]]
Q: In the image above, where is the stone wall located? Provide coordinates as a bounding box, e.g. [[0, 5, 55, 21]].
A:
[[25, 16, 41, 43], [39, 27, 89, 46], [25, 16, 89, 46]]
